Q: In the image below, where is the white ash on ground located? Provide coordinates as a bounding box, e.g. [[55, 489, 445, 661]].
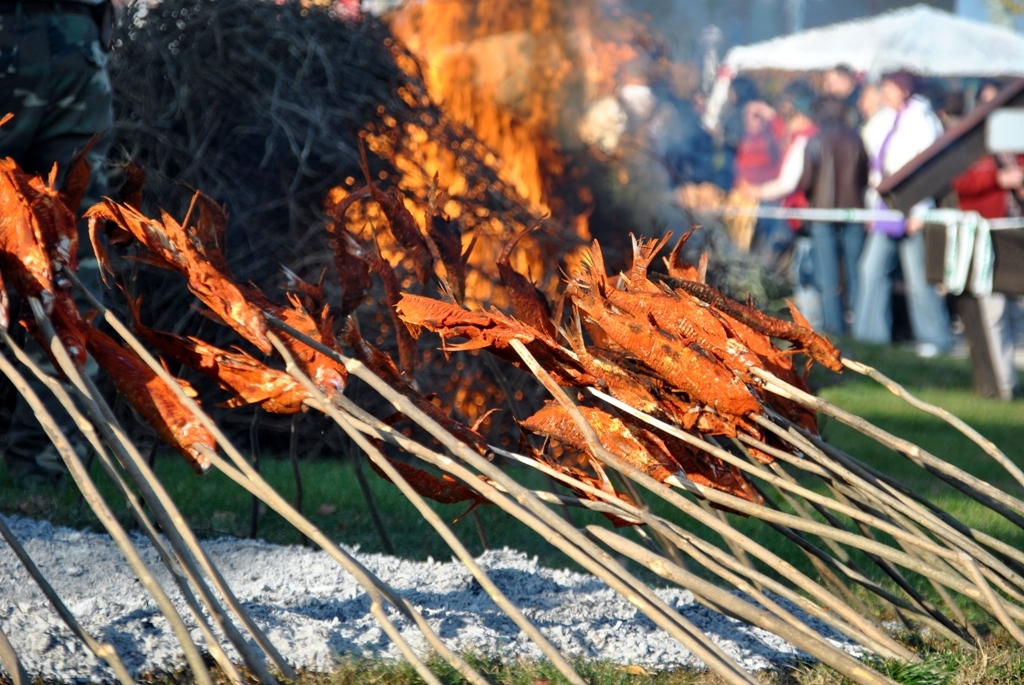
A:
[[0, 515, 863, 682]]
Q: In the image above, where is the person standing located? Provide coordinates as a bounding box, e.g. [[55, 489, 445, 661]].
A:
[[734, 99, 784, 188], [822, 64, 862, 128], [799, 96, 868, 335], [0, 0, 112, 183], [0, 0, 113, 487], [853, 71, 952, 357], [741, 80, 818, 270], [950, 81, 1023, 400]]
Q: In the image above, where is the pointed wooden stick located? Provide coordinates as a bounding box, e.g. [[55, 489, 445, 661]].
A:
[[961, 552, 1024, 647], [596, 385, 1024, 623], [842, 358, 1024, 490], [749, 456, 880, 616], [0, 515, 135, 685], [4, 333, 249, 685], [760, 416, 1024, 597], [662, 518, 941, 653], [496, 439, 884, 650], [501, 437, 928, 646], [0, 622, 29, 685], [698, 499, 761, 579], [0, 342, 188, 685], [196, 446, 459, 685], [263, 316, 760, 684], [586, 526, 898, 685], [23, 304, 286, 685], [752, 368, 1024, 527], [324, 400, 901, 661], [764, 454, 976, 643], [62, 268, 298, 681], [801, 426, 1024, 575], [266, 331, 587, 685], [756, 453, 975, 643], [753, 417, 1024, 629], [741, 476, 882, 625], [583, 387, 1015, 631], [588, 387, 977, 572], [504, 338, 912, 663], [62, 279, 487, 685]]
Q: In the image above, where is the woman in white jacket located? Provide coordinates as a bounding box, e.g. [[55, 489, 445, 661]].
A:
[[853, 72, 952, 356]]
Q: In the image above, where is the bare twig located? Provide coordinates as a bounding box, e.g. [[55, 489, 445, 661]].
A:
[[843, 358, 1024, 490], [0, 621, 29, 685]]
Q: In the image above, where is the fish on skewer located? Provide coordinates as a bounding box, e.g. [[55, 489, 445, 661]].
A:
[[87, 197, 348, 399], [84, 323, 216, 474], [396, 293, 596, 389], [0, 160, 88, 365], [497, 222, 557, 339], [127, 297, 310, 414]]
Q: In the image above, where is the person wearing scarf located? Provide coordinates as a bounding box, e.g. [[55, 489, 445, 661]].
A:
[[853, 71, 952, 358]]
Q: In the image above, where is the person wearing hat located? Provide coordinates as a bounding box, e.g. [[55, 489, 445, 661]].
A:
[[740, 80, 819, 268], [854, 71, 951, 358]]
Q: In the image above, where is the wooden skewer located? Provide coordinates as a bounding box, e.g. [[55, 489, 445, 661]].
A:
[[0, 622, 29, 685], [842, 358, 1024, 490], [0, 334, 189, 685], [269, 332, 587, 685], [5, 333, 249, 685]]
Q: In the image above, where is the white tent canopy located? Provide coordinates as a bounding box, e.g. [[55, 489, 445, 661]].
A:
[[722, 4, 1024, 78]]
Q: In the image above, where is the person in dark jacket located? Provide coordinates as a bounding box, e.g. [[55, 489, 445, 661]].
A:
[[0, 0, 113, 488], [799, 96, 869, 334]]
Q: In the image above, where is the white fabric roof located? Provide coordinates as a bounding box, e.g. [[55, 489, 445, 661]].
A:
[[723, 4, 1024, 77]]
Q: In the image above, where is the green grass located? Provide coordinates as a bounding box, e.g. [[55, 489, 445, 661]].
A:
[[2, 339, 1024, 684], [131, 635, 1024, 685]]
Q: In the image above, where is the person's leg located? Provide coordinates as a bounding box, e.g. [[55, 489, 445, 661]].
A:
[[25, 15, 112, 197], [853, 231, 896, 344], [790, 235, 823, 329], [899, 231, 952, 353], [809, 221, 843, 334], [840, 222, 866, 330]]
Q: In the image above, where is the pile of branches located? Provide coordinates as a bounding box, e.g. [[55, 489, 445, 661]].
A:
[[107, 0, 573, 446], [110, 0, 401, 278], [109, 0, 563, 307], [4, 129, 1024, 685]]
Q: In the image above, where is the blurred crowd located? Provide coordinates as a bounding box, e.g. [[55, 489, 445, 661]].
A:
[[580, 65, 1023, 399]]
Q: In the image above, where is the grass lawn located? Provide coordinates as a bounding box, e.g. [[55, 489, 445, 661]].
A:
[[2, 339, 1023, 684]]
